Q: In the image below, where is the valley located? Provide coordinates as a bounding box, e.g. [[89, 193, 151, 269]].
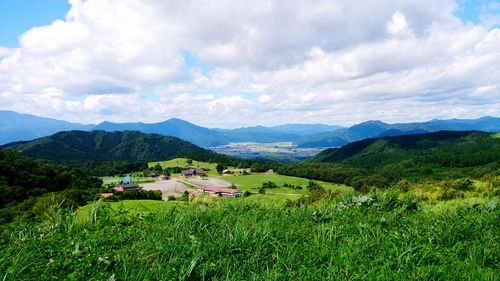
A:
[[0, 127, 498, 280], [210, 141, 328, 161]]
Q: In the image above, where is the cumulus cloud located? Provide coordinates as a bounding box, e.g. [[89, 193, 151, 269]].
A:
[[0, 0, 499, 127]]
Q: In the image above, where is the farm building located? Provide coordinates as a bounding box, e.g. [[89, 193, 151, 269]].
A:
[[198, 186, 241, 197], [222, 169, 233, 175], [114, 184, 142, 192], [159, 175, 170, 181], [181, 168, 205, 177]]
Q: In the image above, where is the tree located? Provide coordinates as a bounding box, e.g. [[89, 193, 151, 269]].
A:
[[153, 163, 163, 173], [216, 163, 224, 174], [186, 159, 193, 165]]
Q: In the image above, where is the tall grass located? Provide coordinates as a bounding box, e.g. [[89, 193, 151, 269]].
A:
[[0, 194, 498, 280]]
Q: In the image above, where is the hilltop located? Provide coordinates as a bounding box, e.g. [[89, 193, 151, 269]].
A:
[[307, 131, 500, 169], [2, 130, 224, 163]]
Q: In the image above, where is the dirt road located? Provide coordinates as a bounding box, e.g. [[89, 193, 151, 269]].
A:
[[141, 179, 199, 200]]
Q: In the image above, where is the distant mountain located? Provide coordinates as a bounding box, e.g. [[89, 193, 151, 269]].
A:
[[3, 130, 220, 162], [269, 124, 343, 135], [307, 131, 500, 169], [1, 110, 499, 148], [299, 117, 500, 147], [0, 110, 93, 145], [94, 118, 228, 147]]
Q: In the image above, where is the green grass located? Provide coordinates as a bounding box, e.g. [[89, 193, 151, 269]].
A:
[[1, 195, 498, 280], [149, 158, 219, 176], [215, 173, 352, 195], [101, 176, 156, 185], [77, 200, 171, 221]]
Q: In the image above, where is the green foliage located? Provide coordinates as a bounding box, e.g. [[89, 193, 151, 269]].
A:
[[0, 148, 102, 223], [261, 181, 278, 189], [0, 199, 497, 280], [117, 190, 162, 201], [277, 131, 500, 189], [216, 163, 224, 174]]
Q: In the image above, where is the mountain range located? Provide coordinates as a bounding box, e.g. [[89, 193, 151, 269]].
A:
[[298, 117, 500, 147], [1, 110, 499, 148]]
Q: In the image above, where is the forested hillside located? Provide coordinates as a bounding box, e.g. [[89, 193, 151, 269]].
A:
[[0, 149, 102, 222], [3, 130, 212, 161], [2, 130, 241, 176], [308, 131, 500, 168], [275, 131, 500, 190]]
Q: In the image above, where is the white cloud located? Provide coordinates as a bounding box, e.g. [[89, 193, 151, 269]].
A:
[[387, 12, 413, 36], [0, 0, 499, 127]]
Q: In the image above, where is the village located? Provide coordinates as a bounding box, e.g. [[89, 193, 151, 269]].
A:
[[102, 166, 242, 200]]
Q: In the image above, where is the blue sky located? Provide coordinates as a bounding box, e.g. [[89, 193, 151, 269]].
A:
[[0, 0, 70, 47], [0, 0, 499, 127], [1, 0, 496, 48]]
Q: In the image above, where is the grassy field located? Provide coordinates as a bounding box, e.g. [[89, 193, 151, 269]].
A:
[[77, 200, 171, 221], [215, 173, 352, 195], [1, 195, 498, 280], [149, 158, 219, 176], [101, 176, 157, 185]]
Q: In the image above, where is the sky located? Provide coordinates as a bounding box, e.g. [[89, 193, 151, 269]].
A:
[[0, 0, 499, 127]]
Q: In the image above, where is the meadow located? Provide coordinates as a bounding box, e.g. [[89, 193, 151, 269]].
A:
[[0, 193, 498, 280], [146, 158, 351, 198]]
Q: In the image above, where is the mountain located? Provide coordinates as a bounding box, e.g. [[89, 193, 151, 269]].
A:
[[307, 131, 500, 169], [2, 110, 499, 148], [269, 124, 343, 135], [3, 130, 221, 162], [95, 118, 227, 147], [299, 117, 500, 147], [0, 110, 93, 145]]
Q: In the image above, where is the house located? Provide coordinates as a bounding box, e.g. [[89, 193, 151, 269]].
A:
[[159, 175, 170, 181], [113, 186, 124, 193], [181, 168, 205, 177], [222, 169, 233, 175], [198, 186, 241, 197]]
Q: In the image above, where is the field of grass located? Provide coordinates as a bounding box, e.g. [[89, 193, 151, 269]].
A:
[[77, 200, 171, 221], [215, 173, 352, 195], [149, 158, 219, 176], [101, 176, 156, 185], [1, 194, 498, 280]]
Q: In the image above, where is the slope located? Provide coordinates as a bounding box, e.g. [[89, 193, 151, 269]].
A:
[[308, 131, 500, 170], [3, 130, 223, 162]]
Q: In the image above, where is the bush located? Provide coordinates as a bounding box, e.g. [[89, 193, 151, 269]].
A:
[[118, 189, 162, 200]]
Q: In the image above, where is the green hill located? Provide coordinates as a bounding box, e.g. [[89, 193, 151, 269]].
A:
[[0, 148, 102, 222], [308, 131, 500, 169], [3, 130, 224, 162]]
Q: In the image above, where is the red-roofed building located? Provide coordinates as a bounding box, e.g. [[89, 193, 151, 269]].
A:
[[114, 186, 124, 193], [198, 186, 241, 197], [159, 175, 170, 181]]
